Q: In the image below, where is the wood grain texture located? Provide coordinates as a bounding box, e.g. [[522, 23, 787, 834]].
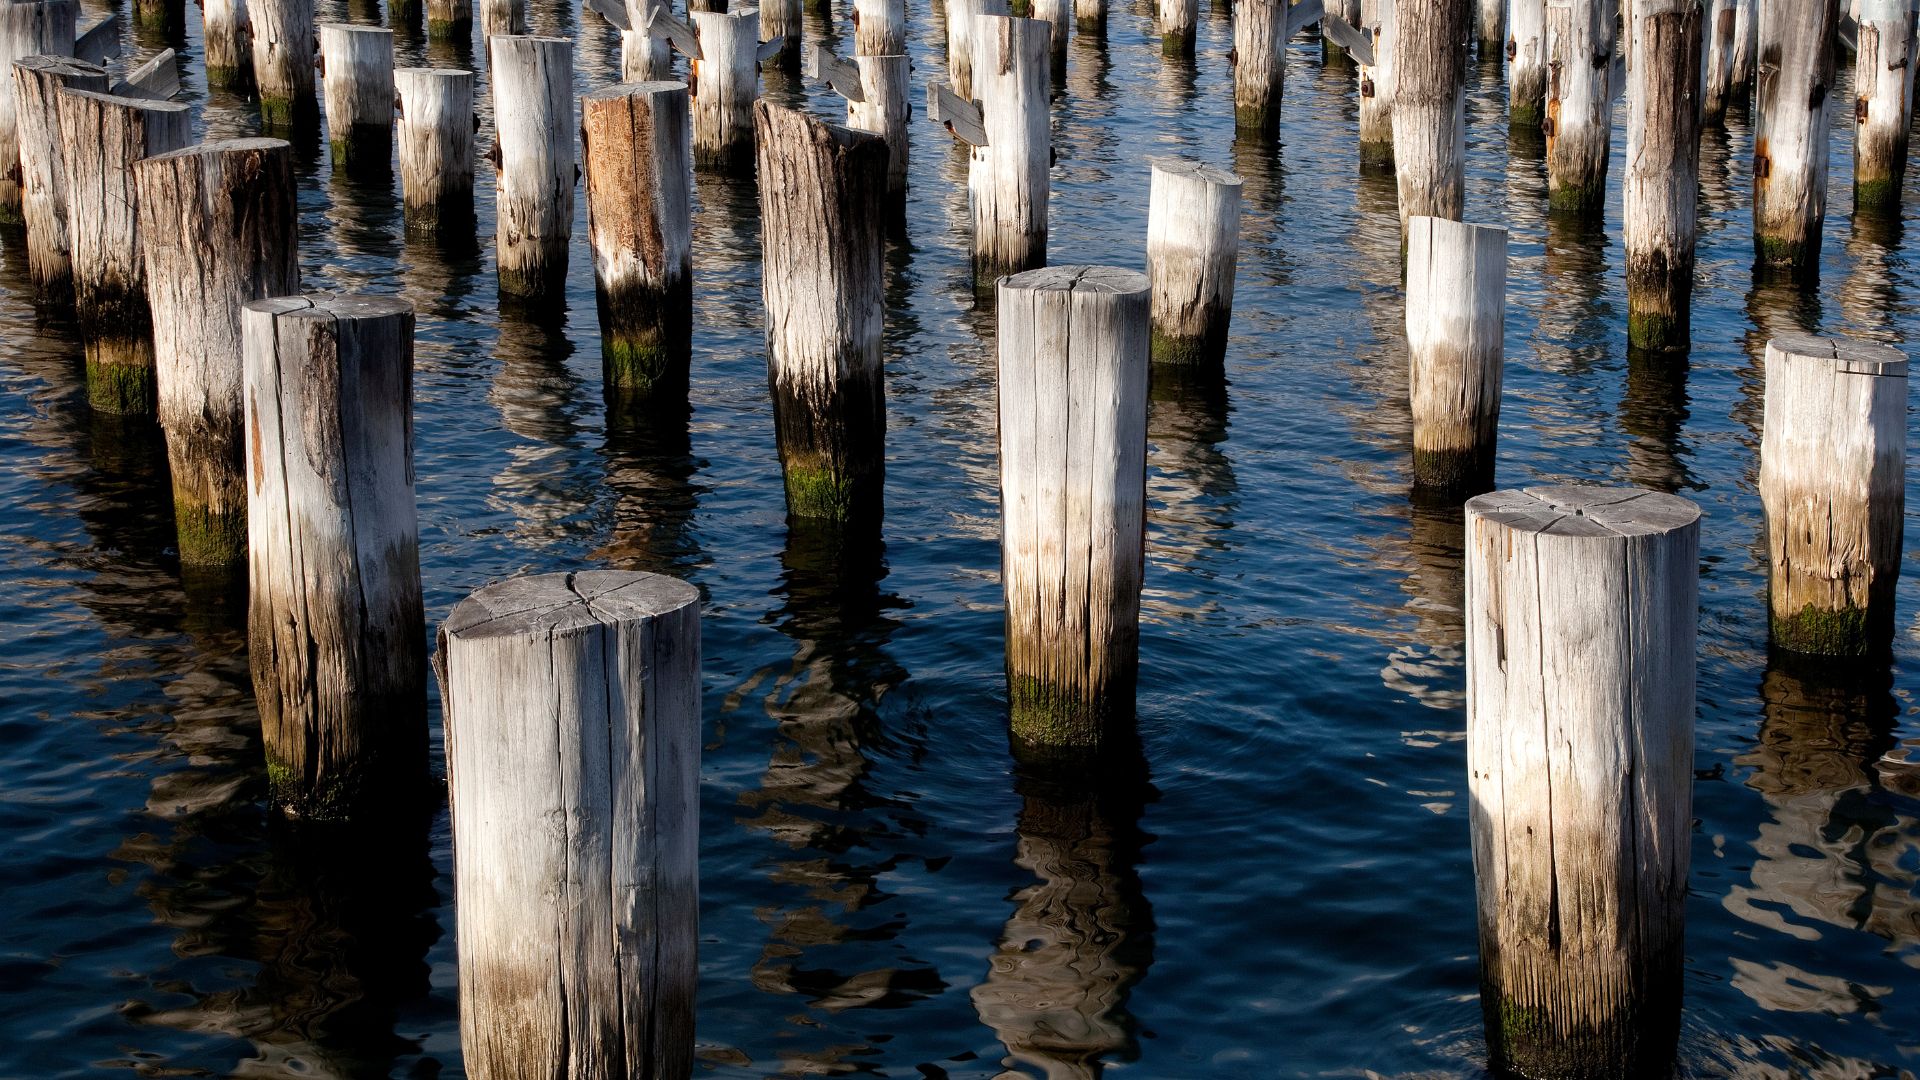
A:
[[1544, 0, 1616, 216], [395, 67, 474, 232], [0, 0, 75, 222], [1476, 0, 1503, 55], [1391, 0, 1466, 232], [426, 0, 471, 37], [758, 0, 798, 67], [1702, 0, 1736, 123], [480, 0, 526, 36], [1406, 215, 1505, 492], [1232, 0, 1286, 138], [243, 294, 425, 820], [846, 53, 909, 198], [135, 137, 299, 569], [754, 101, 888, 522], [1753, 0, 1838, 274], [1729, 0, 1753, 91], [1158, 0, 1196, 55], [440, 570, 701, 1080], [1146, 157, 1241, 367], [853, 0, 904, 53], [320, 23, 394, 166], [204, 0, 253, 89], [690, 7, 759, 171], [1851, 0, 1914, 213], [945, 0, 1010, 98], [489, 34, 573, 298], [970, 15, 1049, 288], [1359, 0, 1396, 163], [1466, 484, 1698, 1080], [996, 266, 1150, 755], [1623, 0, 1700, 353], [10, 55, 105, 307], [249, 0, 316, 127], [1508, 0, 1545, 125], [1758, 334, 1908, 655]]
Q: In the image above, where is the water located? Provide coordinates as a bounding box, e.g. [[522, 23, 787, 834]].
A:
[[1, 0, 1917, 1075]]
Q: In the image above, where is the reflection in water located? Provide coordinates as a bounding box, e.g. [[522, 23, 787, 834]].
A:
[[1145, 367, 1238, 620], [593, 397, 707, 576], [1377, 496, 1465, 711], [1734, 279, 1822, 442], [1838, 215, 1905, 344], [488, 310, 600, 545], [1535, 214, 1612, 377], [1620, 349, 1695, 493], [972, 747, 1157, 1080]]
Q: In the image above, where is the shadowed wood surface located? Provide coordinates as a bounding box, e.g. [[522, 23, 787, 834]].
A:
[[10, 54, 105, 307], [1146, 156, 1241, 367], [489, 34, 574, 298], [1623, 0, 1702, 353], [0, 0, 76, 221], [1406, 215, 1506, 492]]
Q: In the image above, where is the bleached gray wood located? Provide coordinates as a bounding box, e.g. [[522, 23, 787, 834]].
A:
[[1323, 11, 1374, 63], [250, 0, 316, 127], [1702, 0, 1736, 123], [480, 0, 525, 35], [395, 67, 474, 232], [135, 138, 298, 569], [1624, 0, 1700, 353], [1759, 334, 1908, 655], [426, 0, 470, 37], [58, 89, 189, 416], [1033, 0, 1069, 70], [1326, 0, 1363, 59], [1406, 215, 1505, 492], [1476, 0, 1503, 56], [690, 7, 759, 171], [648, 3, 701, 59], [203, 0, 252, 89], [72, 12, 115, 64], [1286, 0, 1327, 35], [945, 0, 1008, 98], [997, 265, 1150, 755], [10, 54, 104, 307], [969, 14, 1049, 287], [610, 0, 670, 79], [1509, 0, 1545, 125], [758, 0, 797, 66], [319, 24, 393, 166], [1852, 0, 1915, 213], [847, 53, 908, 198], [927, 79, 988, 144], [853, 0, 904, 53], [1391, 0, 1466, 234], [489, 34, 573, 298], [1754, 0, 1838, 275], [1466, 484, 1697, 1079], [1358, 0, 1395, 165], [440, 570, 701, 1080], [1543, 0, 1616, 216], [111, 47, 178, 99], [754, 101, 888, 521], [0, 0, 76, 222], [1232, 0, 1285, 138], [1146, 157, 1240, 367], [1158, 0, 1196, 56], [243, 294, 425, 821], [804, 40, 865, 100], [1729, 0, 1754, 91]]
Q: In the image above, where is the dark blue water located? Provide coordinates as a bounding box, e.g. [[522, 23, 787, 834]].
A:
[[2, 0, 1917, 1074]]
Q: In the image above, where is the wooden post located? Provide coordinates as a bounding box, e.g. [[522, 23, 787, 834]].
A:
[[1702, 0, 1736, 124], [691, 7, 759, 171], [439, 570, 700, 1080], [1476, 0, 1503, 56], [320, 23, 394, 167], [480, 0, 526, 35], [754, 101, 886, 522], [395, 67, 474, 232], [847, 53, 909, 200], [947, 0, 1010, 98], [1391, 0, 1466, 234], [489, 34, 573, 299], [1467, 484, 1697, 1080], [1729, 0, 1754, 95], [583, 81, 692, 405], [1232, 0, 1285, 139], [10, 55, 105, 308], [997, 266, 1150, 756], [1508, 0, 1545, 126], [759, 0, 798, 67], [427, 0, 471, 38], [0, 0, 76, 223], [853, 0, 904, 53], [1146, 157, 1240, 367], [1759, 334, 1907, 656], [1624, 0, 1700, 354], [1543, 0, 1615, 216], [1158, 0, 1196, 55], [1753, 0, 1838, 275], [1327, 0, 1362, 60], [1853, 0, 1915, 214], [1034, 0, 1069, 71], [242, 294, 425, 820], [135, 137, 299, 569], [1406, 215, 1506, 493], [205, 0, 254, 89], [1076, 0, 1103, 32], [251, 0, 317, 128], [969, 15, 1050, 288], [59, 89, 190, 416], [1359, 0, 1396, 165]]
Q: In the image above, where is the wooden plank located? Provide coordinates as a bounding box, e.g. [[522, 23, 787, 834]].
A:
[[803, 41, 865, 102], [755, 34, 786, 61], [1286, 0, 1325, 36], [1321, 12, 1374, 63], [647, 4, 701, 60], [74, 14, 118, 64], [111, 47, 179, 100], [588, 0, 630, 31], [926, 80, 987, 144]]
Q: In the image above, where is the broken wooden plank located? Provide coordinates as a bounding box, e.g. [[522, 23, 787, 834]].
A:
[[1321, 12, 1373, 64], [803, 42, 864, 102], [926, 81, 986, 144], [110, 48, 178, 100], [647, 5, 701, 60], [74, 15, 119, 65]]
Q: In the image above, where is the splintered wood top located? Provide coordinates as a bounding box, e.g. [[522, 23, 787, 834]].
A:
[[444, 571, 699, 639], [1147, 156, 1243, 188], [1466, 485, 1701, 538], [584, 79, 687, 100], [1768, 333, 1908, 378], [1001, 264, 1149, 295], [246, 293, 414, 321], [144, 136, 289, 160]]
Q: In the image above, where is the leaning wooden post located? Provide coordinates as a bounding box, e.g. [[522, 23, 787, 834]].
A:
[[395, 67, 475, 232], [0, 0, 76, 222], [251, 0, 317, 128], [319, 23, 395, 167], [1232, 0, 1285, 139], [1146, 157, 1241, 367], [11, 55, 105, 307], [691, 7, 760, 171], [1359, 0, 1396, 165], [243, 294, 425, 820], [1158, 0, 1197, 56], [426, 0, 471, 37], [1407, 215, 1506, 493], [1701, 0, 1736, 124], [480, 0, 526, 35], [1624, 0, 1701, 353], [1759, 334, 1907, 656], [440, 571, 700, 1080], [998, 266, 1150, 756], [1508, 0, 1544, 126], [1543, 0, 1616, 216], [135, 138, 299, 569], [59, 90, 190, 416], [489, 34, 574, 299], [853, 0, 905, 53], [583, 81, 693, 405], [1852, 0, 1915, 214], [1467, 484, 1697, 1080], [957, 15, 1049, 289], [1391, 0, 1466, 234], [1753, 0, 1838, 275], [205, 0, 254, 89]]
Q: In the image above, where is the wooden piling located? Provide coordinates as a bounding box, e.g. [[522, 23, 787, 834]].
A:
[[10, 55, 105, 307], [1232, 0, 1285, 139], [480, 0, 526, 35], [1391, 0, 1466, 233], [489, 34, 573, 299], [1625, 0, 1701, 353], [440, 570, 700, 1080], [1158, 0, 1196, 56], [1544, 0, 1616, 216], [1327, 0, 1362, 60], [1475, 0, 1502, 56], [754, 101, 887, 522], [1852, 0, 1915, 214], [848, 54, 909, 200], [583, 81, 692, 405], [205, 0, 254, 89], [1407, 215, 1505, 493], [1702, 0, 1736, 124], [1729, 0, 1754, 94], [997, 266, 1150, 756], [135, 137, 299, 569], [1508, 0, 1544, 126], [1359, 0, 1396, 165], [1753, 0, 1838, 274], [251, 0, 317, 127], [0, 0, 76, 223], [426, 0, 471, 38], [1075, 0, 1103, 31], [853, 0, 905, 53], [1758, 334, 1907, 656], [59, 89, 189, 416], [320, 23, 395, 167], [395, 67, 475, 232], [970, 15, 1050, 287], [947, 0, 1010, 98], [1033, 0, 1069, 71], [242, 294, 425, 820], [1146, 157, 1241, 367], [759, 0, 798, 67], [1467, 484, 1697, 1080], [691, 7, 759, 171]]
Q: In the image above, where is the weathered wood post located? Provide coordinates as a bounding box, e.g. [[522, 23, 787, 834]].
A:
[[1407, 216, 1505, 493], [11, 55, 104, 307], [319, 23, 394, 167], [1359, 0, 1397, 165], [480, 0, 526, 35], [1759, 334, 1907, 656], [59, 90, 189, 416], [1467, 484, 1697, 1080], [1753, 0, 1838, 275], [807, 44, 910, 203], [490, 34, 573, 299], [998, 266, 1150, 756], [691, 7, 760, 171], [947, 0, 1010, 98], [205, 0, 254, 89], [0, 0, 76, 222], [242, 294, 425, 820], [583, 81, 692, 406], [426, 0, 471, 37], [1476, 0, 1503, 56], [615, 0, 669, 79], [1033, 0, 1069, 72], [1508, 0, 1545, 126], [1232, 0, 1285, 139], [759, 0, 798, 67], [755, 101, 887, 522], [1852, 0, 1915, 214], [854, 0, 904, 52], [1391, 0, 1466, 234], [1327, 0, 1363, 60], [1146, 157, 1241, 367], [440, 570, 700, 1080], [395, 67, 474, 232], [1625, 0, 1701, 353], [1076, 0, 1103, 32], [1159, 0, 1196, 55], [135, 138, 299, 569], [1702, 0, 1737, 123], [1729, 0, 1754, 93], [251, 0, 317, 128], [1544, 0, 1617, 216], [949, 15, 1049, 289]]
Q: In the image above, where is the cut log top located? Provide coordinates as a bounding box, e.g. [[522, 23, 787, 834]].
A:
[[444, 569, 700, 640], [1466, 485, 1701, 538], [758, 98, 881, 150], [584, 77, 686, 101], [396, 66, 474, 78], [14, 53, 103, 80], [1147, 156, 1242, 188], [1768, 333, 1908, 378], [319, 22, 393, 38], [144, 135, 289, 163], [1002, 263, 1149, 296], [247, 292, 412, 324], [63, 86, 187, 118]]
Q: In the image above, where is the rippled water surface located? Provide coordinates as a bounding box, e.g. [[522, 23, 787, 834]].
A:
[[3, 0, 1919, 1075]]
